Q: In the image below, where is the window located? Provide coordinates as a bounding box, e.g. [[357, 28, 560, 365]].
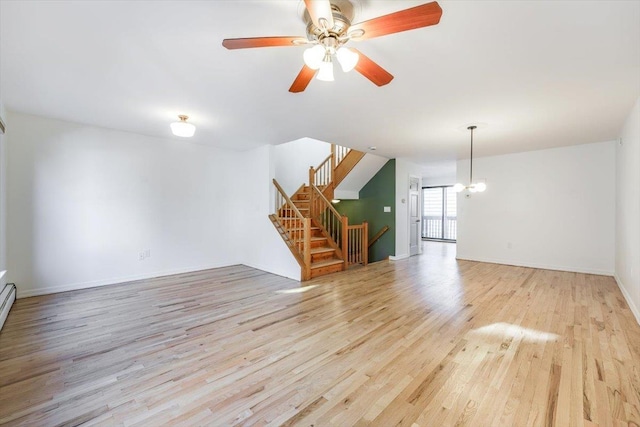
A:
[[422, 186, 457, 241]]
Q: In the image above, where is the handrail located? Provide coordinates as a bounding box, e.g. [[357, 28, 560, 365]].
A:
[[272, 178, 311, 279], [368, 225, 390, 248], [309, 183, 345, 259], [317, 154, 332, 172], [272, 179, 304, 219], [311, 153, 333, 187], [309, 144, 355, 201], [310, 184, 342, 219]]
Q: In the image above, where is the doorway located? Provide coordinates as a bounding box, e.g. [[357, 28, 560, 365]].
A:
[[422, 186, 457, 241]]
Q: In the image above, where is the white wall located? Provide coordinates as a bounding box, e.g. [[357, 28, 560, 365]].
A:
[[394, 158, 423, 259], [6, 112, 244, 297], [421, 161, 457, 187], [273, 137, 330, 196], [615, 97, 640, 323], [0, 100, 6, 287], [239, 145, 300, 281], [457, 141, 616, 275]]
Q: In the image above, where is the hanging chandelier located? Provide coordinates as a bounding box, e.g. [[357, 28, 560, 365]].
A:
[[454, 125, 486, 193]]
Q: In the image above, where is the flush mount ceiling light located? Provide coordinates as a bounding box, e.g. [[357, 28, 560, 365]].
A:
[[222, 0, 443, 93], [454, 125, 486, 194], [170, 115, 196, 138]]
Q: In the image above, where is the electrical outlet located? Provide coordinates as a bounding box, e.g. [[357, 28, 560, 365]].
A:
[[139, 251, 145, 261]]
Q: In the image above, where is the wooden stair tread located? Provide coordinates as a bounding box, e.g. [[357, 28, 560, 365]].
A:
[[311, 259, 344, 268], [280, 226, 320, 232], [310, 246, 335, 254], [293, 236, 327, 243]]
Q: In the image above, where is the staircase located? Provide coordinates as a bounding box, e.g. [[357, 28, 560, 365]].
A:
[[270, 144, 368, 281]]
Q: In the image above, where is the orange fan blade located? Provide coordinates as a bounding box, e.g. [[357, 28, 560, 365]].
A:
[[351, 49, 394, 87], [289, 65, 316, 93], [349, 2, 442, 40], [222, 36, 305, 50], [304, 0, 334, 31]]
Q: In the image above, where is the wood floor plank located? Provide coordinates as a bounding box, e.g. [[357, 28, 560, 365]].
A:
[[1, 243, 639, 426]]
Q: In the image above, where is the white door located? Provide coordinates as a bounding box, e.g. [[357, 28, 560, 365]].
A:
[[409, 177, 421, 256]]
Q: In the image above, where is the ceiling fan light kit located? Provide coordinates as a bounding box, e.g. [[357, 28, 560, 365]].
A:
[[455, 125, 487, 195], [222, 0, 443, 93], [170, 115, 196, 138], [303, 44, 326, 69], [336, 47, 358, 72], [317, 56, 335, 81]]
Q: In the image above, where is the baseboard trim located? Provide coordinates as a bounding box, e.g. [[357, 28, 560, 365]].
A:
[[389, 254, 409, 261], [614, 274, 640, 326], [16, 262, 239, 299], [455, 255, 614, 277]]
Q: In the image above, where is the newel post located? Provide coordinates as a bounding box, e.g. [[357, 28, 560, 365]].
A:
[[331, 144, 336, 172], [342, 216, 349, 269], [303, 218, 312, 280], [309, 166, 315, 187], [363, 221, 369, 266]]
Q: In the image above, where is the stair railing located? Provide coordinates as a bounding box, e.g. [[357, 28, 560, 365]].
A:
[[334, 144, 351, 166], [309, 154, 332, 188], [272, 179, 311, 278], [308, 144, 353, 189], [309, 184, 347, 262], [346, 222, 369, 266], [368, 225, 390, 248], [308, 183, 367, 267]]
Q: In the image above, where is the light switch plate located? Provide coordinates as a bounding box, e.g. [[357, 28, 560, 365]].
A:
[[384, 206, 391, 212]]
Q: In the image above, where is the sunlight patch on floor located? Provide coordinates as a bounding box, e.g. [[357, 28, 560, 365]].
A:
[[471, 322, 559, 342]]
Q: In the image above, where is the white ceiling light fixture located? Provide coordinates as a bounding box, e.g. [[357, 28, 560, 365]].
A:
[[454, 125, 486, 194], [303, 44, 325, 69], [336, 46, 359, 72], [316, 51, 335, 81], [170, 115, 196, 137]]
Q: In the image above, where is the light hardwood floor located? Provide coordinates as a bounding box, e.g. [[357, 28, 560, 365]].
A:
[[1, 242, 639, 426]]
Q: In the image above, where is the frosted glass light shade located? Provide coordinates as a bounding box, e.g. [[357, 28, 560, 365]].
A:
[[336, 47, 359, 72], [475, 182, 487, 192], [170, 116, 196, 137], [317, 60, 334, 81], [303, 45, 325, 70], [453, 183, 465, 193]]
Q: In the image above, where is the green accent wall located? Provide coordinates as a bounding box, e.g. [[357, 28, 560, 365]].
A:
[[335, 159, 396, 263]]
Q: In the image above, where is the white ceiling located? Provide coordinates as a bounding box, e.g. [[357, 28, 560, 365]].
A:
[[1, 0, 639, 168]]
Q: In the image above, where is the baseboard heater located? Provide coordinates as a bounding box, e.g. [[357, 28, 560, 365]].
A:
[[0, 283, 16, 332]]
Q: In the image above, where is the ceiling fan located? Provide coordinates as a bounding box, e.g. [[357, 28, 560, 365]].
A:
[[222, 0, 442, 93]]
